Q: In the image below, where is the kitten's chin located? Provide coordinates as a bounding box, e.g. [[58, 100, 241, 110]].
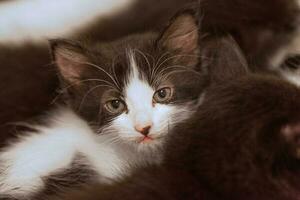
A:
[[136, 136, 165, 150], [139, 136, 154, 143], [123, 135, 165, 150]]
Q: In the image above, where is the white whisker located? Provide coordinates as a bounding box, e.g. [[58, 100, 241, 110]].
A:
[[82, 62, 121, 91], [78, 84, 114, 111]]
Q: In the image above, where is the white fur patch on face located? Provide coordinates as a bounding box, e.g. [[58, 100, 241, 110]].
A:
[[0, 0, 133, 44], [108, 52, 196, 149]]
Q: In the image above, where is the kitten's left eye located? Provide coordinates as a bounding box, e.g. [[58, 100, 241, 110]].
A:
[[153, 87, 173, 103], [105, 99, 126, 114]]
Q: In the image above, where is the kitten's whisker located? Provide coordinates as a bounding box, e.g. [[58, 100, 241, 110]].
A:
[[152, 52, 171, 82], [151, 65, 196, 86], [64, 79, 115, 90], [111, 58, 121, 90], [51, 79, 114, 105], [155, 51, 171, 69], [154, 54, 192, 74], [51, 92, 63, 105], [82, 62, 121, 91], [78, 84, 114, 111], [160, 69, 201, 82], [158, 65, 201, 77], [106, 136, 121, 145], [152, 54, 203, 85], [134, 49, 152, 77]]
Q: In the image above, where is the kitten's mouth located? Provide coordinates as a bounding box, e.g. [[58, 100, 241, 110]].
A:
[[137, 135, 165, 144], [139, 136, 153, 143]]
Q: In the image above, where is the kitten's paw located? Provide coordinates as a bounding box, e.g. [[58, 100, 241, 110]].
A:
[[281, 122, 300, 159]]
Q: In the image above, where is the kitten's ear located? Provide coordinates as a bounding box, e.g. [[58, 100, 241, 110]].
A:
[[201, 36, 249, 83], [157, 11, 199, 66], [50, 39, 88, 84]]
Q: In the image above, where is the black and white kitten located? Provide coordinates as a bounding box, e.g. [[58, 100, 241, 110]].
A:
[[0, 12, 206, 199], [54, 36, 300, 200]]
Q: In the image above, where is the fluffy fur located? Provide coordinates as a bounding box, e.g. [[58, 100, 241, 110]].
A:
[[0, 108, 159, 199], [0, 12, 206, 199], [53, 36, 300, 200]]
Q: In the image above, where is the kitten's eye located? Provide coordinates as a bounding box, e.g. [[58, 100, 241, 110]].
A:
[[153, 87, 173, 103], [105, 99, 126, 114]]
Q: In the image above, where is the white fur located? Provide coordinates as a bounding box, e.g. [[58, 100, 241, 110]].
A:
[[0, 0, 133, 44], [107, 52, 196, 150], [0, 109, 129, 199]]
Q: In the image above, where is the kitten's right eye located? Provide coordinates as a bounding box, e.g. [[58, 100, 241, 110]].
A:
[[153, 87, 173, 104], [105, 99, 126, 114]]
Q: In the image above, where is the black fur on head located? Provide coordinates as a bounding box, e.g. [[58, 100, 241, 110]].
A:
[[49, 10, 207, 131]]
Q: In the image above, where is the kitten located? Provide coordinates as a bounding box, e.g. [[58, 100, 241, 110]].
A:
[[55, 36, 300, 200], [0, 0, 193, 148], [0, 12, 206, 199]]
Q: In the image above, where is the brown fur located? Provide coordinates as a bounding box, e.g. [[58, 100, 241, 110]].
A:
[[0, 44, 58, 148], [200, 0, 300, 70]]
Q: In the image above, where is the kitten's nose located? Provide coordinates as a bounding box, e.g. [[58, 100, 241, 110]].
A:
[[135, 125, 152, 136]]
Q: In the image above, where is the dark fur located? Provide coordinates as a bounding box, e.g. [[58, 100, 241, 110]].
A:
[[50, 12, 206, 131], [75, 0, 195, 41], [0, 44, 58, 148], [53, 37, 300, 200], [81, 0, 300, 71], [200, 0, 300, 70], [1, 1, 300, 199]]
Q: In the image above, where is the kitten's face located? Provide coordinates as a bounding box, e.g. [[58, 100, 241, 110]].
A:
[[51, 13, 205, 149], [98, 51, 204, 149]]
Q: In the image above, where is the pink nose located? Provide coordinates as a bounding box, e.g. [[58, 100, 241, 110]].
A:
[[135, 125, 152, 136]]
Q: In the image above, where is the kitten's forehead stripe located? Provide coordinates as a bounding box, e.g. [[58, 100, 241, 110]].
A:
[[128, 50, 140, 81], [125, 50, 154, 106]]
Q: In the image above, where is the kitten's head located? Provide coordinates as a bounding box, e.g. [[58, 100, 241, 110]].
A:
[[50, 12, 206, 150]]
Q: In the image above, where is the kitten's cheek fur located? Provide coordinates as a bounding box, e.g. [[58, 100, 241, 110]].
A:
[[111, 105, 175, 142], [111, 104, 195, 145]]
